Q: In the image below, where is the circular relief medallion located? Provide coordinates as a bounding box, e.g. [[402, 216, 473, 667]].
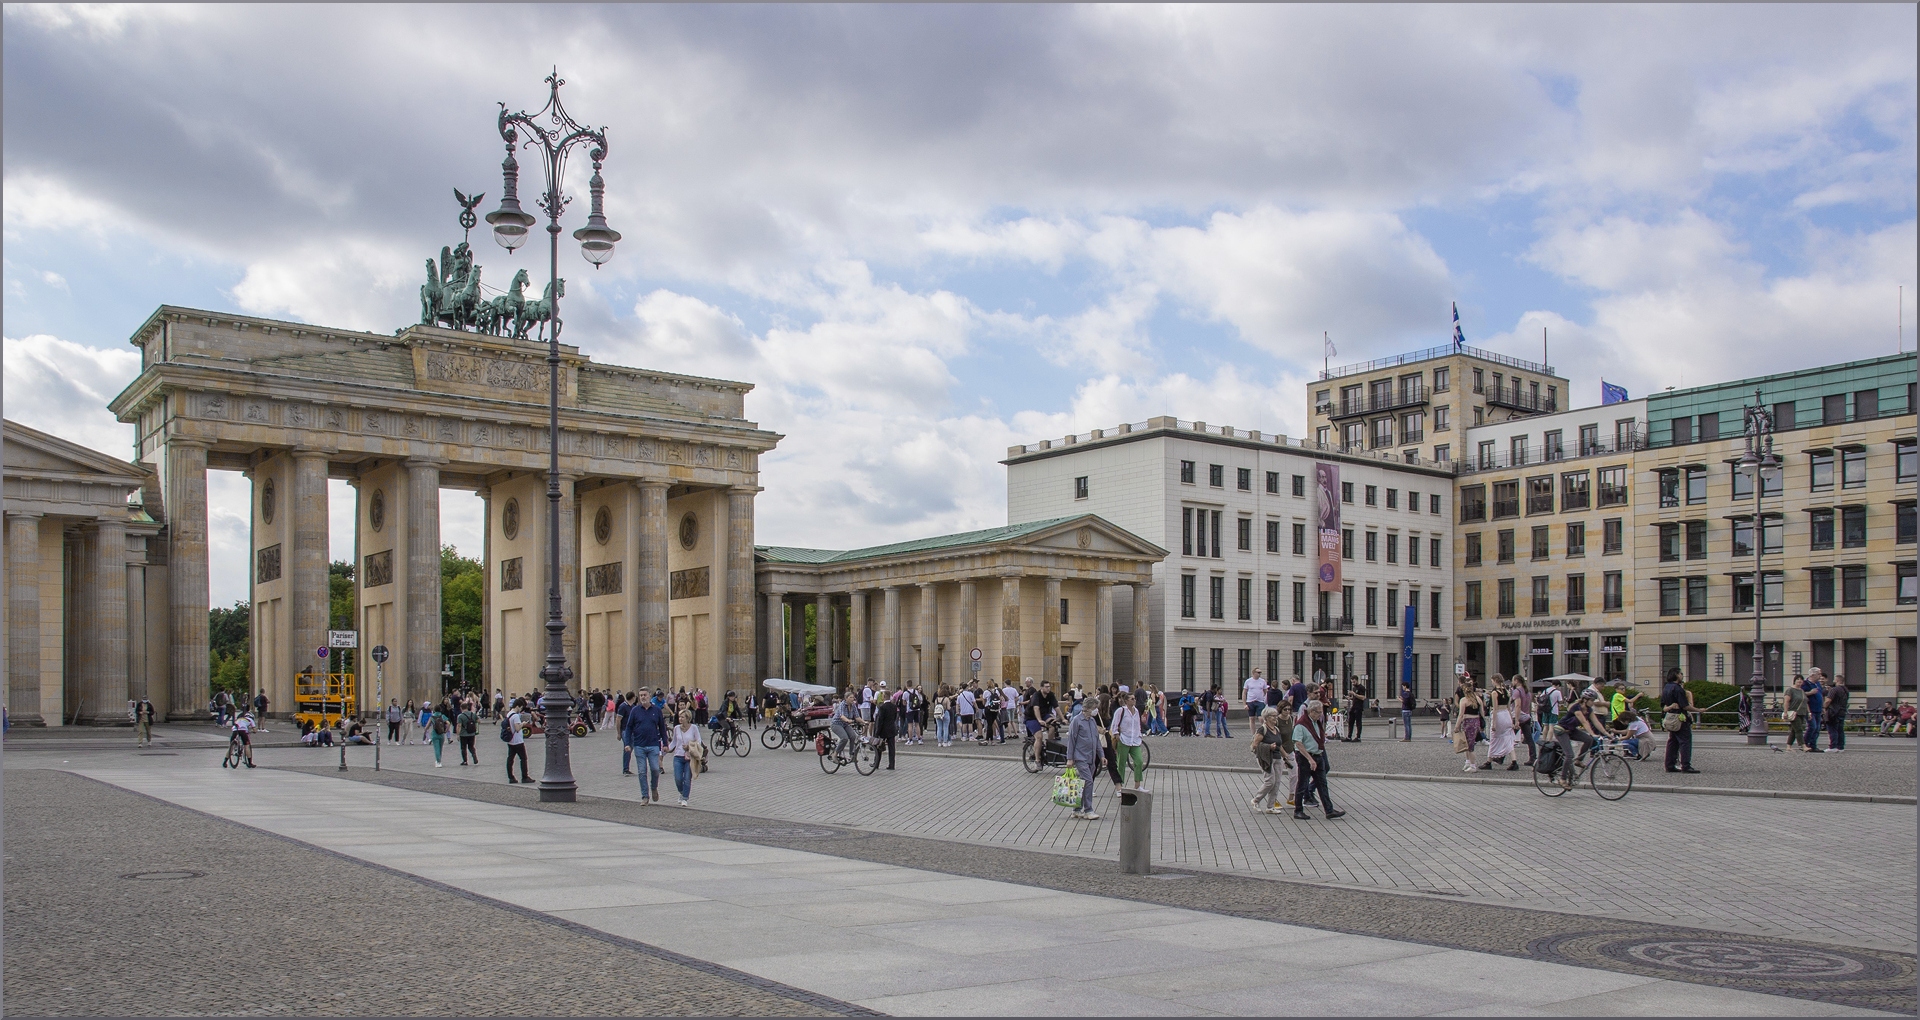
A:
[[678, 511, 699, 551], [368, 488, 386, 533], [594, 505, 612, 546], [261, 478, 276, 525], [502, 498, 521, 541], [1077, 526, 1093, 549]]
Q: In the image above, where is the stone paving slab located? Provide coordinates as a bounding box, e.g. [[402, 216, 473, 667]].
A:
[[43, 761, 1901, 1017]]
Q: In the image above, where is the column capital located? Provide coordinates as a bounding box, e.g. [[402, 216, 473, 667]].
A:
[[403, 456, 450, 469], [6, 511, 44, 523], [290, 447, 335, 461], [164, 436, 210, 450], [1096, 579, 1116, 588], [917, 581, 937, 589], [634, 476, 673, 491], [728, 485, 765, 496]]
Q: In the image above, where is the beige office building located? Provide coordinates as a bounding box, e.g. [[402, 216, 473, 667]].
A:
[[1307, 343, 1571, 467]]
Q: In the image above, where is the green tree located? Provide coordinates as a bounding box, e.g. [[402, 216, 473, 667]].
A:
[[329, 560, 356, 677], [210, 649, 250, 701], [442, 545, 483, 688]]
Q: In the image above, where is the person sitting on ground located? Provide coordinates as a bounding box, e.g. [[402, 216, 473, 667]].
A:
[[345, 719, 373, 744], [1608, 709, 1651, 758]]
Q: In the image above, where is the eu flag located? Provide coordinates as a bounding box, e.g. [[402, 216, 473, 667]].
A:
[[1601, 381, 1629, 405]]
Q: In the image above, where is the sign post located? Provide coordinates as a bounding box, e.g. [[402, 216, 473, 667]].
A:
[[970, 647, 982, 677], [328, 631, 359, 731], [369, 644, 389, 771]]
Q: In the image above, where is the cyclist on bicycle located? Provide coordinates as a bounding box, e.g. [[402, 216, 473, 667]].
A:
[[1025, 678, 1061, 750], [230, 711, 258, 768], [830, 691, 861, 760], [1557, 691, 1601, 789]]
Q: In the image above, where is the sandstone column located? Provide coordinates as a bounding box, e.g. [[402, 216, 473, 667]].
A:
[[849, 590, 868, 688], [479, 487, 492, 693], [166, 439, 210, 720], [958, 580, 978, 683], [79, 518, 129, 724], [1042, 576, 1062, 687], [917, 582, 937, 689], [557, 474, 581, 692], [815, 593, 832, 686], [725, 487, 756, 702], [405, 458, 443, 706], [1131, 581, 1153, 690], [1000, 574, 1022, 683], [7, 514, 43, 725], [290, 450, 330, 708], [786, 597, 805, 683], [1095, 581, 1115, 689], [882, 585, 901, 687], [764, 590, 786, 678], [636, 480, 671, 693]]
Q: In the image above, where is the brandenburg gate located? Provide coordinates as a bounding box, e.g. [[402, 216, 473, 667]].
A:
[[108, 304, 780, 719]]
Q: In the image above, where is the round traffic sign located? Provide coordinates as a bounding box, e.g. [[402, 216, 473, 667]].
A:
[[316, 646, 330, 659], [970, 647, 982, 661], [370, 644, 390, 664]]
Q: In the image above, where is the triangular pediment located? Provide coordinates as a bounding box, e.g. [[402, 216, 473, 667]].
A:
[[1019, 515, 1167, 557], [3, 420, 149, 482]]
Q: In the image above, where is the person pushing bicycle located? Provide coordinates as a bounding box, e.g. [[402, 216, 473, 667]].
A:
[[1556, 691, 1600, 790], [229, 710, 258, 769]]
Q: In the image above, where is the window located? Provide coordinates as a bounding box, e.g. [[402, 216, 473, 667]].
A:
[[1196, 510, 1208, 556], [1561, 471, 1591, 511], [1842, 565, 1867, 608], [1209, 576, 1225, 619], [1386, 488, 1399, 510], [1603, 571, 1623, 611], [1318, 426, 1331, 446], [1430, 494, 1442, 515], [1472, 367, 1484, 393], [1671, 417, 1693, 445], [1531, 526, 1550, 560], [1180, 460, 1195, 484], [1474, 407, 1484, 426], [1685, 520, 1707, 560], [1842, 506, 1866, 549], [1810, 452, 1834, 491], [1266, 520, 1281, 553], [1823, 393, 1846, 425], [1365, 587, 1379, 627], [1292, 581, 1306, 623], [1386, 533, 1400, 564], [1237, 467, 1252, 491], [1292, 522, 1306, 555], [1266, 471, 1280, 494], [1697, 412, 1719, 442], [1732, 462, 1753, 500], [1546, 384, 1556, 411], [1238, 517, 1252, 552], [1460, 484, 1487, 523], [1292, 474, 1306, 497], [1407, 491, 1418, 513], [1686, 467, 1707, 505], [1435, 406, 1451, 432], [1492, 481, 1519, 519], [1387, 588, 1401, 627], [1811, 567, 1835, 609], [1899, 503, 1916, 544], [1810, 509, 1834, 550], [1266, 580, 1280, 622], [1774, 400, 1797, 430], [1342, 528, 1354, 559], [1857, 388, 1880, 419], [1497, 529, 1515, 564], [1341, 481, 1354, 503], [1598, 467, 1629, 507], [1579, 424, 1599, 456], [1732, 518, 1754, 558], [1430, 537, 1442, 565], [1478, 440, 1496, 469], [1372, 418, 1394, 448], [1365, 484, 1378, 506], [1182, 508, 1193, 555], [1732, 572, 1785, 612], [1566, 522, 1586, 557], [1212, 511, 1223, 558], [1315, 388, 1331, 412], [1400, 373, 1424, 404], [1526, 476, 1554, 515], [1073, 476, 1089, 500], [1603, 518, 1623, 554], [1180, 575, 1196, 618], [1181, 647, 1195, 689], [1497, 578, 1515, 617], [1465, 533, 1482, 566], [1544, 430, 1564, 462], [1531, 576, 1550, 616], [1465, 581, 1483, 619], [1762, 515, 1782, 554], [1659, 578, 1681, 617], [1900, 563, 1918, 606], [1237, 577, 1252, 620], [1209, 464, 1224, 487], [1434, 367, 1450, 392], [1061, 598, 1070, 624], [1658, 523, 1681, 562], [1511, 436, 1529, 466], [1408, 534, 1420, 566], [1686, 576, 1707, 615], [1900, 442, 1917, 484], [1567, 574, 1586, 614], [1658, 469, 1679, 508], [1841, 449, 1866, 488], [1364, 531, 1378, 562], [1429, 591, 1442, 630]]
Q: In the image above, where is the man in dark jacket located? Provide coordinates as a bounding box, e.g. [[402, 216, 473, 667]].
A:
[[875, 695, 900, 770], [1826, 678, 1850, 752], [614, 694, 636, 774], [621, 696, 667, 803], [1660, 668, 1699, 773]]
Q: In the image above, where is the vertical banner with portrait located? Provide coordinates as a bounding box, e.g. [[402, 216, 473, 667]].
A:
[[1315, 462, 1341, 594]]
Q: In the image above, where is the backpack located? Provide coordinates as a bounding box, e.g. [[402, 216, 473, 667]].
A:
[[1534, 743, 1562, 774], [432, 715, 450, 735], [499, 716, 514, 742]]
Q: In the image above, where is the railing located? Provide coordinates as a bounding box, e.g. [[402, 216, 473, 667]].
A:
[[1311, 614, 1355, 634], [1005, 417, 1460, 471], [1492, 498, 1520, 518], [1485, 389, 1559, 414], [1456, 434, 1644, 475], [1324, 389, 1428, 419], [1319, 343, 1554, 381]]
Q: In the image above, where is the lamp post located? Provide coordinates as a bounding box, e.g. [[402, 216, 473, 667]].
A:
[[485, 71, 621, 803], [1740, 389, 1782, 745]]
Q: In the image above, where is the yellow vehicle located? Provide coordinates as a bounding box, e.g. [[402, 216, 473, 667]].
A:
[[293, 672, 356, 730]]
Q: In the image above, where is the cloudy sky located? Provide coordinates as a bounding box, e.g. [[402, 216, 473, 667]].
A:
[[5, 4, 1915, 609]]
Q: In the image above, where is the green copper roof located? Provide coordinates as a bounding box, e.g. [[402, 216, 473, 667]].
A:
[[757, 516, 1087, 565]]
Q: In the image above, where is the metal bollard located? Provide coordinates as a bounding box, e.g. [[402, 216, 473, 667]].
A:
[[1119, 787, 1152, 874], [339, 740, 347, 771]]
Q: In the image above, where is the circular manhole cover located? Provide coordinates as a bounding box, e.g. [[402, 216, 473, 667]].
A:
[[120, 870, 204, 881], [1533, 930, 1909, 988], [719, 825, 854, 840]]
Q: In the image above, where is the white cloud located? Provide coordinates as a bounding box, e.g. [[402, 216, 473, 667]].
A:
[[1, 333, 140, 456]]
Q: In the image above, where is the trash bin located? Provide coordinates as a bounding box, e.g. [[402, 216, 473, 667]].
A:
[[1119, 787, 1152, 874]]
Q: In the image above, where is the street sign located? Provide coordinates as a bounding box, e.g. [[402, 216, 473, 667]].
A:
[[316, 646, 330, 660], [970, 660, 982, 674], [970, 647, 982, 661], [1454, 662, 1467, 675], [328, 630, 358, 648], [370, 644, 389, 664]]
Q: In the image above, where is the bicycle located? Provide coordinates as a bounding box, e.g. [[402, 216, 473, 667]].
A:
[[817, 730, 881, 775], [1533, 736, 1632, 800], [710, 720, 752, 757], [222, 731, 249, 769]]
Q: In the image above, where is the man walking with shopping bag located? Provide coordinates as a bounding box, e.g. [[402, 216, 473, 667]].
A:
[[1065, 698, 1104, 820]]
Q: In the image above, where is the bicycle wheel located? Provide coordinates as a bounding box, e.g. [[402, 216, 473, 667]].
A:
[[733, 730, 752, 756], [1140, 740, 1152, 772], [854, 741, 880, 775], [818, 746, 841, 774], [1590, 752, 1633, 800], [1531, 758, 1568, 796], [761, 725, 785, 750], [1022, 737, 1043, 773], [787, 726, 809, 751]]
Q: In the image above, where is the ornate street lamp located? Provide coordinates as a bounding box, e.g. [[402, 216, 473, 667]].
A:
[[486, 70, 621, 802], [1740, 389, 1782, 745]]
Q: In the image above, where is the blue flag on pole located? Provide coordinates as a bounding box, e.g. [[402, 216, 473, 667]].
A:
[[1601, 381, 1629, 405], [1452, 303, 1465, 351]]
